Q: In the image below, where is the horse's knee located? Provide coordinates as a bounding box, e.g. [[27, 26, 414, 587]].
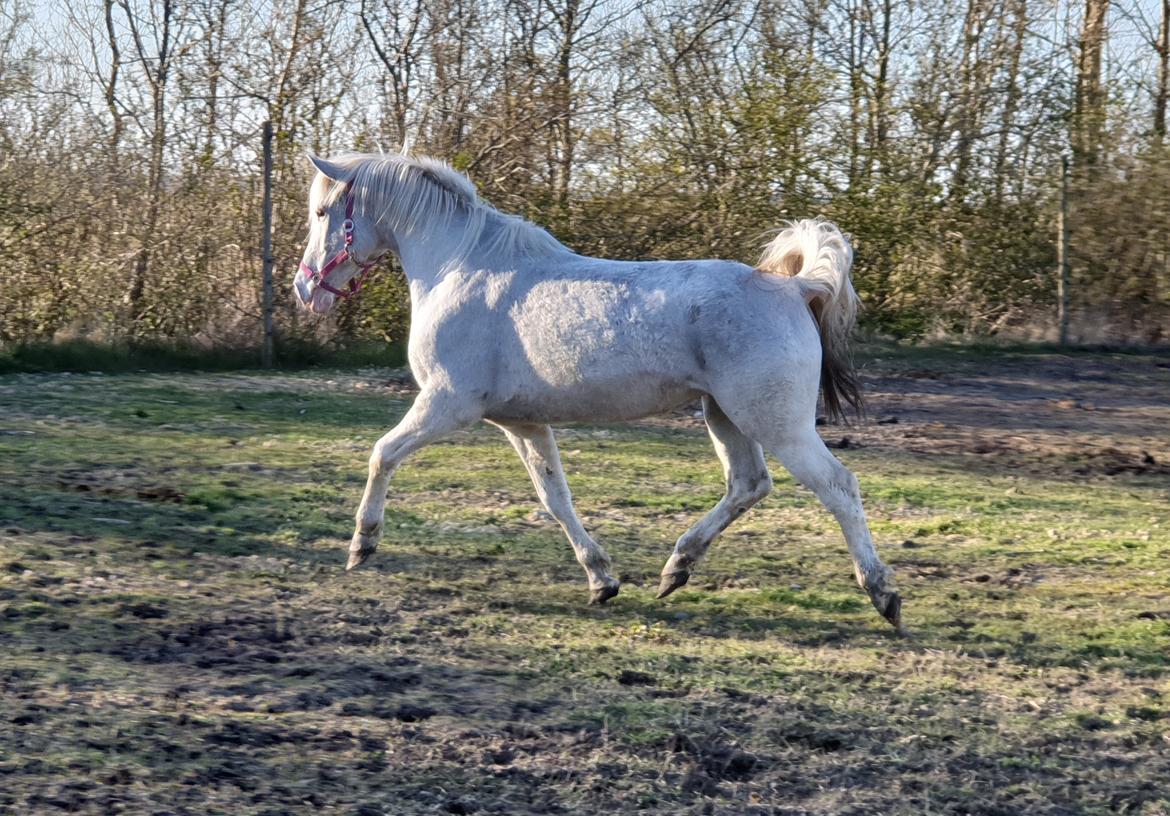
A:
[[368, 442, 386, 470], [370, 438, 408, 474]]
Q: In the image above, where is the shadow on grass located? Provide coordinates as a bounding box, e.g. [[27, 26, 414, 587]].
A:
[[1, 485, 341, 568]]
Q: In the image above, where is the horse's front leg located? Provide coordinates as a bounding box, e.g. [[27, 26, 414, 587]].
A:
[[493, 421, 621, 604], [349, 391, 477, 570], [658, 396, 772, 598]]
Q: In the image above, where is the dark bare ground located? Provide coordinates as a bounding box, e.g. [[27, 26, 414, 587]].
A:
[[0, 345, 1168, 815], [653, 346, 1170, 480]]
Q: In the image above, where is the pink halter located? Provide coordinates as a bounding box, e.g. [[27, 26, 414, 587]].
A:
[[298, 182, 385, 298]]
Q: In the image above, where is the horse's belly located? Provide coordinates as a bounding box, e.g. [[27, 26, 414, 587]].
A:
[[484, 378, 703, 424]]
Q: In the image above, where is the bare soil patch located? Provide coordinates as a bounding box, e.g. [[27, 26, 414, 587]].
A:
[[641, 347, 1170, 480]]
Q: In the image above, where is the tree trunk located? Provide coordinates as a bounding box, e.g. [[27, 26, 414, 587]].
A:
[[1058, 155, 1071, 344], [994, 0, 1029, 202], [846, 1, 864, 189], [1155, 0, 1169, 142], [102, 0, 122, 158], [551, 0, 581, 232], [1073, 0, 1109, 171], [870, 0, 893, 173], [951, 0, 988, 202], [261, 121, 275, 368], [126, 0, 175, 338]]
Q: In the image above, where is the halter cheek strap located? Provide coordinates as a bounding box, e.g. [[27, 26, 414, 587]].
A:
[[298, 182, 385, 298]]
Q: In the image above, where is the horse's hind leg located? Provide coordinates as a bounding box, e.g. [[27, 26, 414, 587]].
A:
[[766, 427, 901, 629], [349, 391, 477, 570], [494, 421, 620, 604], [657, 396, 772, 599]]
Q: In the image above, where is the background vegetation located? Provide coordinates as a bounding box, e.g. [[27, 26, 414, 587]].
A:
[[1, 0, 1169, 354]]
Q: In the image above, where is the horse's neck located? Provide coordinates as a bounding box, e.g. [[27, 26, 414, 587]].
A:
[[390, 213, 471, 299], [396, 239, 447, 297], [390, 209, 510, 301], [388, 205, 569, 304]]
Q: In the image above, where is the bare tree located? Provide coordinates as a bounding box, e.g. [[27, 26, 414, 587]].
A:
[[360, 0, 429, 146], [115, 0, 196, 334]]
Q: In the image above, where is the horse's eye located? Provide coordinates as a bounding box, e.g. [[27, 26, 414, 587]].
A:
[[315, 207, 325, 218]]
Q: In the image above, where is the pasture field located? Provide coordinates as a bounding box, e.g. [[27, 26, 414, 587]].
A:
[[1, 346, 1168, 815]]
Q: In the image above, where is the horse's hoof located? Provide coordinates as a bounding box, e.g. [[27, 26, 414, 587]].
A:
[[346, 547, 375, 571], [656, 570, 690, 599], [869, 587, 902, 630], [589, 584, 620, 605]]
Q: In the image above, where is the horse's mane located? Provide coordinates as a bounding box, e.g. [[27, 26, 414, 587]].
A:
[[311, 152, 568, 269]]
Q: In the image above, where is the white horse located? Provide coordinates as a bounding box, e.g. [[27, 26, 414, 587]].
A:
[[294, 151, 901, 629]]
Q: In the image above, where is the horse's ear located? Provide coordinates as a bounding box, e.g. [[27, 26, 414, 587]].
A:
[[307, 153, 346, 181]]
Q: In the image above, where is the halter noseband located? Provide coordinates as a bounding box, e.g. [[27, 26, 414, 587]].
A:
[[298, 181, 385, 298]]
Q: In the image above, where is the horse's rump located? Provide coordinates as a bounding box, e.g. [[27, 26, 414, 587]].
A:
[[757, 219, 863, 422]]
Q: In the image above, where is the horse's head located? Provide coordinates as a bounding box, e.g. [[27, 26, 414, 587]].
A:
[[294, 154, 392, 315]]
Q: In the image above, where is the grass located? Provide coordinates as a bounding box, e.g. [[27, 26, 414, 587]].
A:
[[0, 355, 1168, 815], [0, 338, 406, 374]]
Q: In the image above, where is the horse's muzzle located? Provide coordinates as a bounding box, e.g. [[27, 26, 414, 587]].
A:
[[294, 273, 313, 307]]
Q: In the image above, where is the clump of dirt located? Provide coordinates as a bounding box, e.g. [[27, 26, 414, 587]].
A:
[[57, 467, 185, 502], [663, 731, 761, 795]]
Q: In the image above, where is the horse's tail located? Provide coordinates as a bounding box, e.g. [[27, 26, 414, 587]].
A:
[[756, 218, 863, 423]]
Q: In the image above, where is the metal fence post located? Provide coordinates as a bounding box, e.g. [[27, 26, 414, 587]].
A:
[[261, 120, 275, 368]]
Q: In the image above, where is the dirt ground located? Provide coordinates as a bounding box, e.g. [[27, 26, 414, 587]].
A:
[[1, 345, 1168, 816], [645, 346, 1170, 479], [853, 349, 1170, 478]]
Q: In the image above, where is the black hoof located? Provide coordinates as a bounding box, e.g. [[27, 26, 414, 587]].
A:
[[656, 571, 690, 599], [346, 547, 375, 571], [869, 588, 902, 630], [590, 584, 620, 605]]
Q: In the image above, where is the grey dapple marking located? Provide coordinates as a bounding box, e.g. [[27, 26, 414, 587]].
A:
[[294, 151, 900, 629]]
